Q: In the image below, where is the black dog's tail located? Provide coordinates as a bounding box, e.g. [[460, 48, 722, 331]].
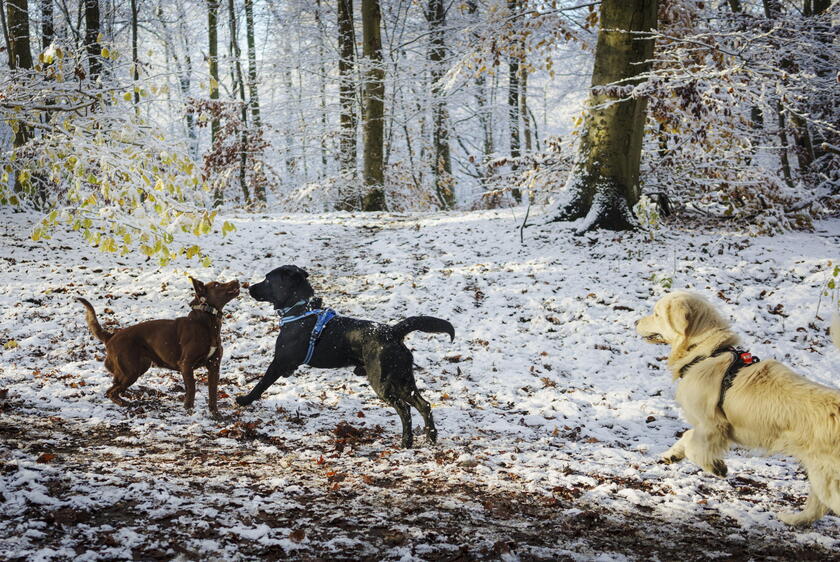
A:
[[391, 316, 454, 342], [76, 297, 113, 343]]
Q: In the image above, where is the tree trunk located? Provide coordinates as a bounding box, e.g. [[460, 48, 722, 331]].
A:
[[776, 100, 793, 186], [84, 0, 100, 82], [761, 0, 814, 177], [244, 0, 260, 129], [520, 58, 532, 153], [207, 0, 221, 205], [466, 0, 492, 185], [547, 0, 657, 232], [4, 0, 34, 194], [425, 0, 453, 209], [507, 1, 521, 202], [360, 0, 385, 211], [40, 0, 52, 50], [337, 0, 357, 208], [5, 0, 32, 70], [130, 0, 139, 114], [243, 0, 263, 201], [176, 1, 197, 159], [314, 0, 328, 179], [227, 0, 250, 204]]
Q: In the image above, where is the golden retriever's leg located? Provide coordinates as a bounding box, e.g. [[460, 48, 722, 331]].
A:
[[661, 431, 689, 464], [684, 424, 729, 477], [779, 489, 828, 526], [780, 465, 838, 526]]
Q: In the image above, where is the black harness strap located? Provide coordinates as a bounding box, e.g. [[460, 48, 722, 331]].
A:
[[716, 347, 759, 412], [677, 345, 760, 414]]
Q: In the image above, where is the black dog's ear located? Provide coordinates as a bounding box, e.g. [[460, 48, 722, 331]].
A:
[[279, 265, 309, 280]]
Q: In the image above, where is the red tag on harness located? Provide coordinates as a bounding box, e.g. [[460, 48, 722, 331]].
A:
[[740, 352, 755, 365]]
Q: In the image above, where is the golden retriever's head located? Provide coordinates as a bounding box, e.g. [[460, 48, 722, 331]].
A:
[[636, 292, 730, 354]]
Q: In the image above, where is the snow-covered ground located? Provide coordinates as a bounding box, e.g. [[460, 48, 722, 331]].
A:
[[1, 207, 839, 560]]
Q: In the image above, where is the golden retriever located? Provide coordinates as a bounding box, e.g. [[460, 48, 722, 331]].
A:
[[637, 292, 840, 526]]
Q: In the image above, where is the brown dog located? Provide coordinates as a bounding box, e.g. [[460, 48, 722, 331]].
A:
[[77, 277, 240, 417]]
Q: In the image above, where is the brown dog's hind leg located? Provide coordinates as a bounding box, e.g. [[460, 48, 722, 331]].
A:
[[105, 382, 130, 407], [104, 355, 148, 408], [104, 356, 129, 406]]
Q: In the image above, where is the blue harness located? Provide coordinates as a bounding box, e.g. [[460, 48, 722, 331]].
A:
[[278, 303, 337, 365]]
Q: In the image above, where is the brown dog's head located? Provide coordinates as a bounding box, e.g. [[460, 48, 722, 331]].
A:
[[190, 277, 240, 311], [636, 292, 729, 355]]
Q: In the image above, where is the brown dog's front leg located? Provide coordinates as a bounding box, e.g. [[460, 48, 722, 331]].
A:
[[180, 363, 196, 411], [207, 356, 221, 418]]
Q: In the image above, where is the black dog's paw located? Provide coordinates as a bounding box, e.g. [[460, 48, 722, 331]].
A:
[[235, 395, 252, 407], [711, 459, 728, 478]]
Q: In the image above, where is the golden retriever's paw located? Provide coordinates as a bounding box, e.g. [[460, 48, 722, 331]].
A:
[[778, 511, 816, 527], [708, 459, 728, 478], [659, 454, 684, 465]]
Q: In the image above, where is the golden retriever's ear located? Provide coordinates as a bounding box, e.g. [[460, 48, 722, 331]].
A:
[[666, 296, 691, 339], [665, 295, 694, 358]]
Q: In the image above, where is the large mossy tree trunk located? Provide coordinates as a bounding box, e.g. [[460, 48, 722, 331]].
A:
[[548, 0, 657, 232], [337, 0, 357, 206], [360, 0, 385, 211]]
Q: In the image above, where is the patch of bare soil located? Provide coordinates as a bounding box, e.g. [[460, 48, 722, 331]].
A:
[[0, 409, 833, 561]]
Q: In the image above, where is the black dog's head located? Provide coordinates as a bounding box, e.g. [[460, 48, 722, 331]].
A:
[[249, 265, 314, 309]]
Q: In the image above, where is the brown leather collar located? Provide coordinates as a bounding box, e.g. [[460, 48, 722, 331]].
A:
[[192, 303, 222, 318]]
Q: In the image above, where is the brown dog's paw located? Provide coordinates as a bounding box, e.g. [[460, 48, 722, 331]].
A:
[[711, 459, 728, 478], [209, 409, 226, 421]]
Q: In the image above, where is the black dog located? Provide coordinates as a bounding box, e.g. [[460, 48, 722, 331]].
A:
[[236, 265, 454, 448]]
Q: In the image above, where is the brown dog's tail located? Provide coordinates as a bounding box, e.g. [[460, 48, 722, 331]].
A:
[[391, 316, 454, 342], [76, 297, 113, 343]]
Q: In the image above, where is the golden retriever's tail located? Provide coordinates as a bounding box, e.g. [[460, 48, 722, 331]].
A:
[[832, 311, 840, 350], [76, 297, 113, 343]]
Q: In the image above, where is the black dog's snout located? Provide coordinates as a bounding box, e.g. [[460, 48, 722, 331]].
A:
[[248, 282, 264, 300]]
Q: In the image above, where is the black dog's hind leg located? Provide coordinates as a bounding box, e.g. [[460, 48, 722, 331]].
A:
[[390, 398, 414, 449], [236, 359, 295, 406], [406, 389, 437, 444]]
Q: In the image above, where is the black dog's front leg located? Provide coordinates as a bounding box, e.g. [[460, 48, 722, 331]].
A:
[[236, 358, 295, 406]]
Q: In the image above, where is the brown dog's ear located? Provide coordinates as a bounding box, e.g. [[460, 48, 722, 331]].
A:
[[190, 277, 206, 296]]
